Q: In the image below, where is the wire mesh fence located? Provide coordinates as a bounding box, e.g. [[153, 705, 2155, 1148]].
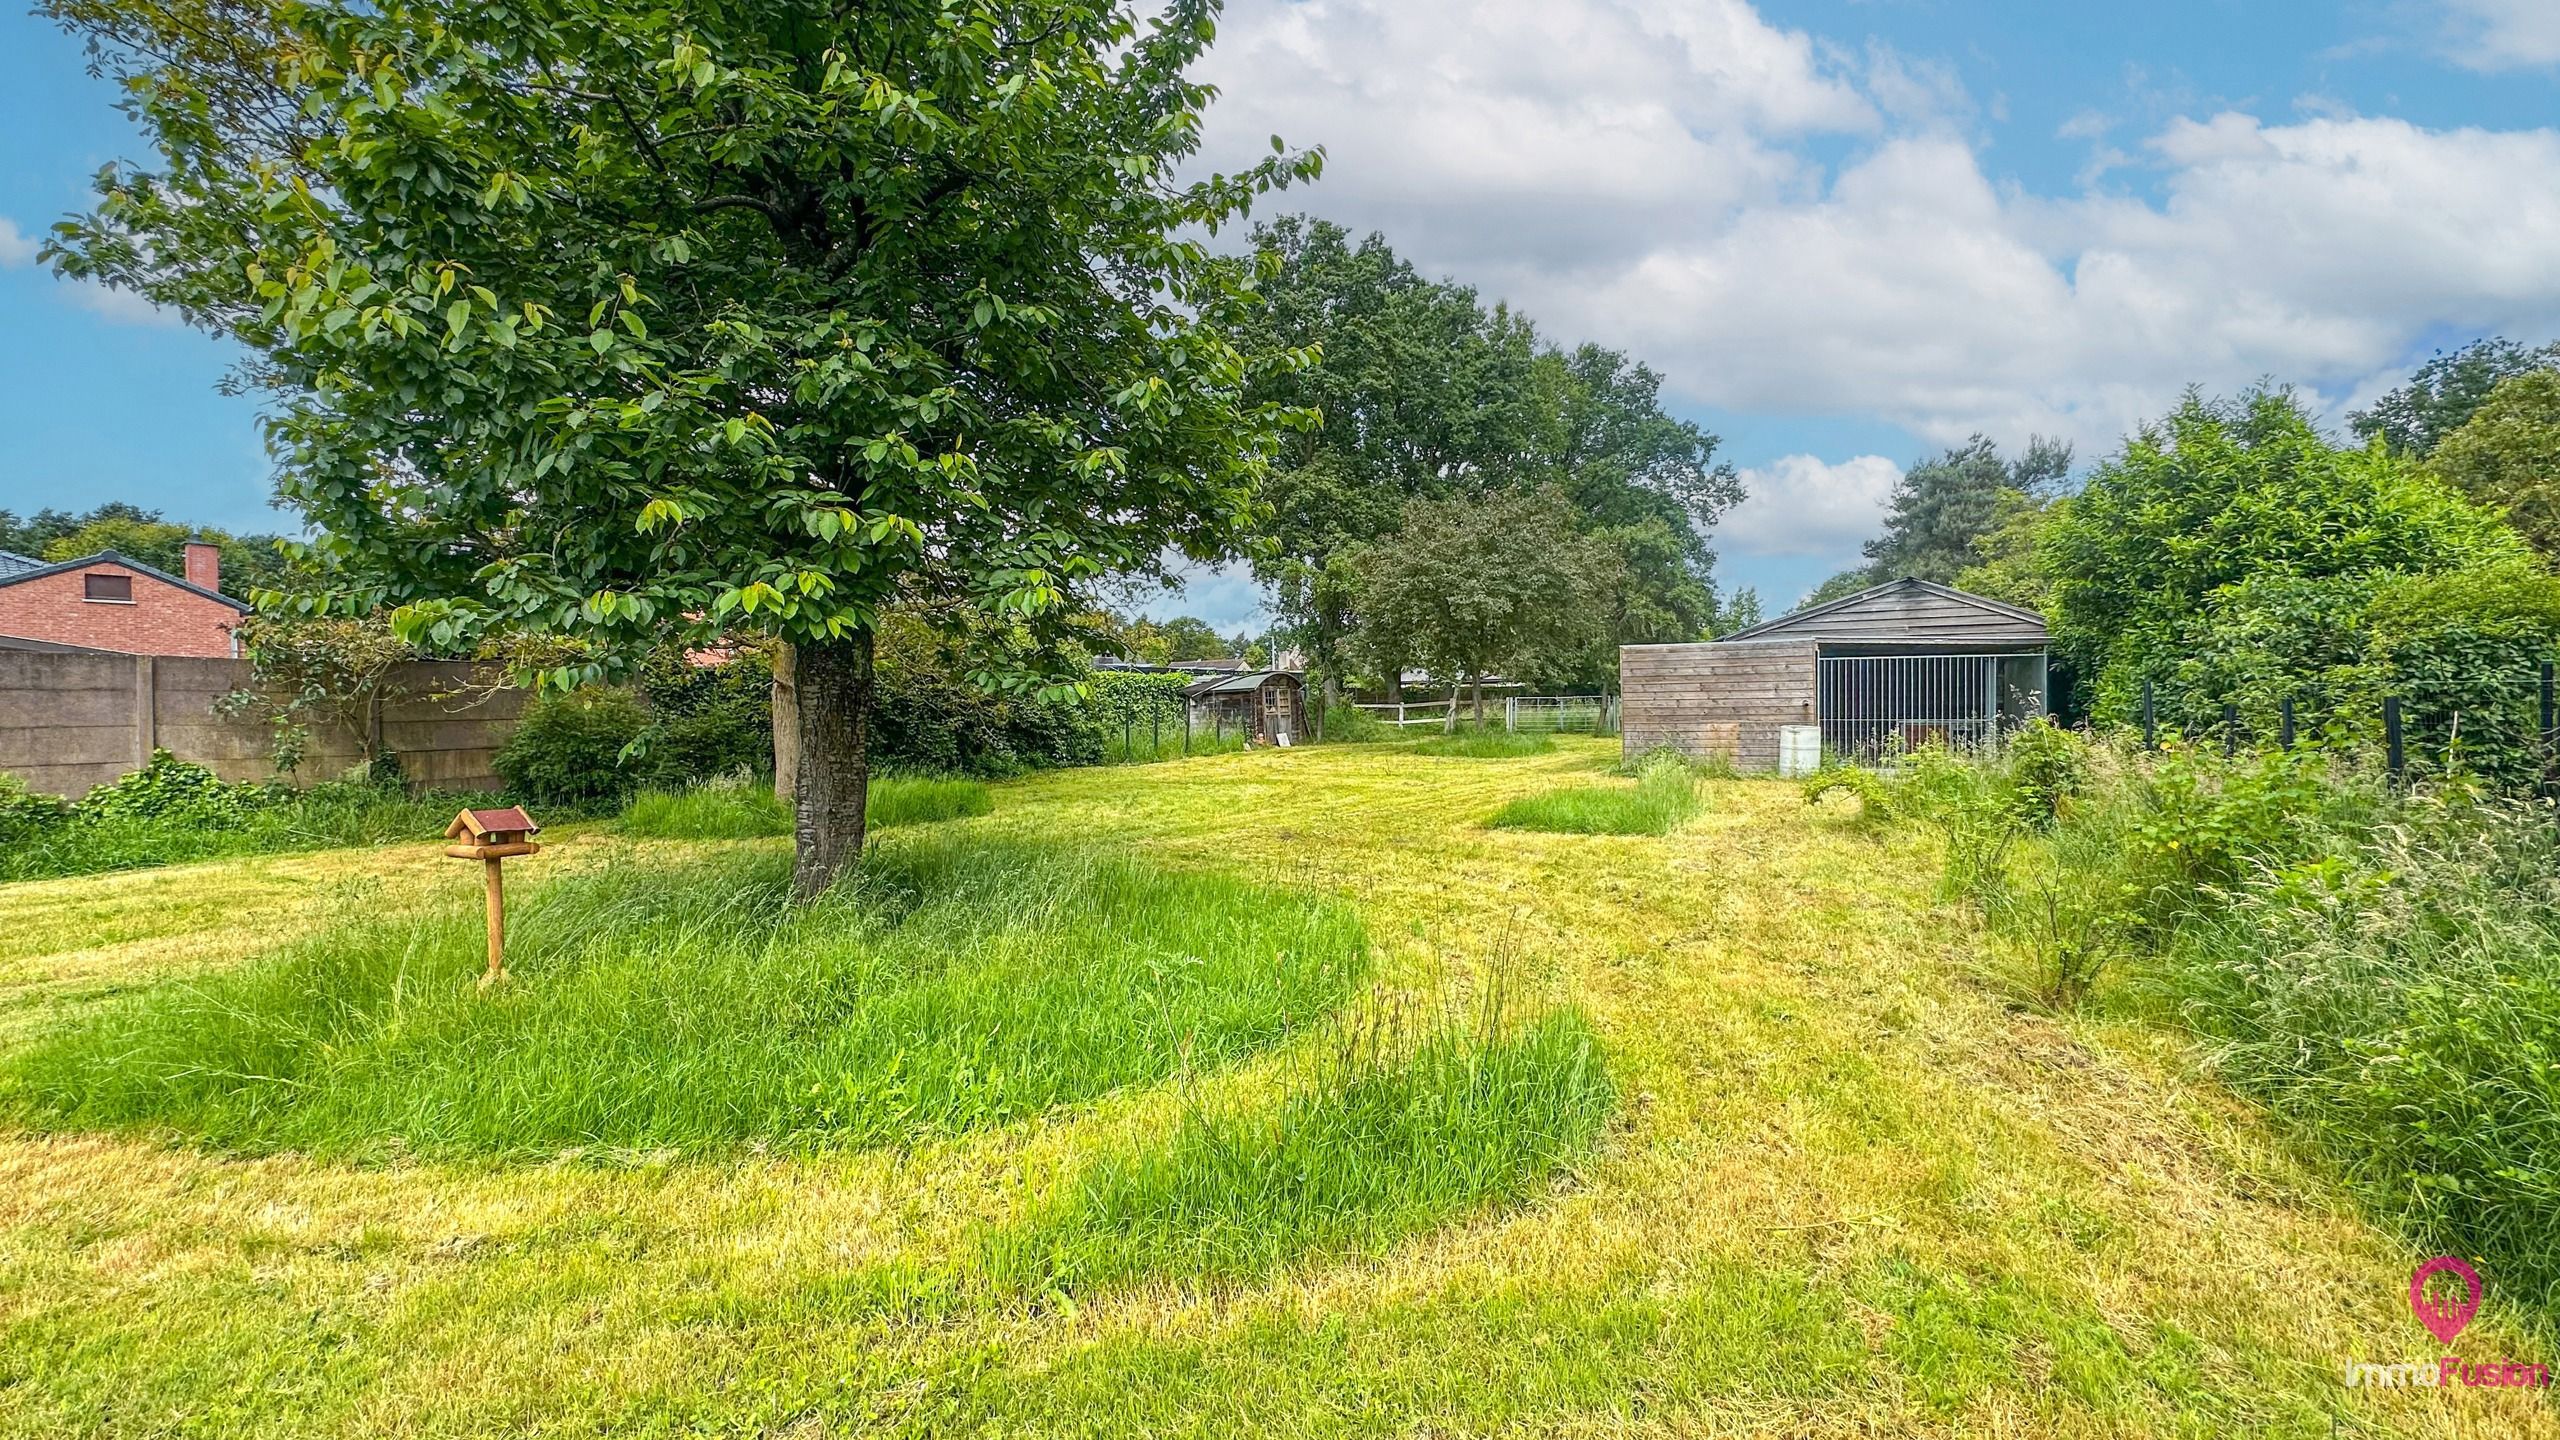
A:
[[1501, 696, 1619, 735]]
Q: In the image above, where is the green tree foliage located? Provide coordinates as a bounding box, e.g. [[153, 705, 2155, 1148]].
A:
[[2350, 335, 2560, 457], [1797, 567, 1876, 610], [1232, 217, 1736, 697], [1105, 613, 1234, 663], [0, 501, 291, 598], [2041, 388, 2525, 727], [1858, 434, 2069, 585], [2426, 368, 2560, 561], [46, 0, 1319, 894], [1952, 488, 2057, 613], [1343, 488, 1607, 723], [2361, 561, 2560, 784]]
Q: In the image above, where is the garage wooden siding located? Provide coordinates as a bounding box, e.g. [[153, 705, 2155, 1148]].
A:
[[1620, 639, 1816, 771]]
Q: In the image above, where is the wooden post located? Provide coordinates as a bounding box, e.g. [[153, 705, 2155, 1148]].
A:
[[2142, 680, 2157, 750], [2279, 698, 2295, 750], [2384, 697, 2406, 783], [446, 807, 540, 992], [482, 855, 507, 988], [2223, 703, 2240, 757]]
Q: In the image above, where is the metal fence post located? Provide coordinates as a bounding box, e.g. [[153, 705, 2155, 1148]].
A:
[[2279, 698, 2295, 750], [2384, 697, 2406, 783], [2142, 679, 2157, 750], [1504, 697, 1518, 733], [1152, 710, 1160, 760], [2223, 703, 2240, 757]]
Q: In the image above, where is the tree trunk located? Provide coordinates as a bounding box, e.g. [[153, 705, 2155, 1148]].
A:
[[1471, 674, 1486, 727], [1386, 669, 1403, 705], [770, 642, 799, 802], [790, 629, 875, 899]]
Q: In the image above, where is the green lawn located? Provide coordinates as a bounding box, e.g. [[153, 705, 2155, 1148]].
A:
[[0, 739, 2549, 1438]]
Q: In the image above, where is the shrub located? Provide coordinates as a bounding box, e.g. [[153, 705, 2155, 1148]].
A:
[[77, 750, 268, 828], [2000, 717, 2090, 829], [1316, 702, 1390, 743], [493, 688, 650, 807], [1801, 764, 1893, 825], [0, 773, 65, 844], [634, 647, 773, 787]]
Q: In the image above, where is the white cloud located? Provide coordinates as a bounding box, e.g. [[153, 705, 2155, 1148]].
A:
[[1718, 454, 1902, 557], [2437, 0, 2560, 71], [67, 280, 184, 328], [1, 214, 184, 325], [1184, 0, 2560, 562]]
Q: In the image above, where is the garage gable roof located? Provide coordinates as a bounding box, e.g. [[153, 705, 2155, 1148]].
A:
[[1723, 576, 2047, 646]]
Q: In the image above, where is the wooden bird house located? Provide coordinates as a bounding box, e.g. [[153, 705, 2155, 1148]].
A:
[[444, 806, 542, 860], [446, 806, 541, 988]]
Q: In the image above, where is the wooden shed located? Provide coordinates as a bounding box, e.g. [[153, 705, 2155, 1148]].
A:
[[1183, 670, 1307, 747], [1622, 577, 2050, 770]]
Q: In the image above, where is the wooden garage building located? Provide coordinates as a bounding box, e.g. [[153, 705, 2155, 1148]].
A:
[[1621, 577, 2051, 770]]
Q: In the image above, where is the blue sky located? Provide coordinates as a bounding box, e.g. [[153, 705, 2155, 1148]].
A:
[[5, 0, 2557, 626]]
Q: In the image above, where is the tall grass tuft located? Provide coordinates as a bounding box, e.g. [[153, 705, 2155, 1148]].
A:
[[2169, 799, 2560, 1313], [860, 774, 995, 828], [1411, 729, 1554, 759], [1487, 754, 1701, 835], [988, 1005, 1613, 1291], [1, 837, 1365, 1160], [621, 782, 792, 838], [619, 774, 993, 839], [1895, 733, 2560, 1315]]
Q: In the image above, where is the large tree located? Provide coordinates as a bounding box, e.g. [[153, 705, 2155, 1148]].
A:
[[1232, 217, 1736, 700], [2350, 336, 2560, 457], [1859, 434, 2069, 584], [1343, 487, 1606, 725], [2426, 368, 2560, 561], [2042, 388, 2522, 724], [48, 0, 1318, 894]]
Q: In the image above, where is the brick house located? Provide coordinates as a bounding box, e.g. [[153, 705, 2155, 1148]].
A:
[[0, 543, 249, 658]]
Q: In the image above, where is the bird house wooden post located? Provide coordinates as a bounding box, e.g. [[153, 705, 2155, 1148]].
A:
[[444, 807, 541, 989]]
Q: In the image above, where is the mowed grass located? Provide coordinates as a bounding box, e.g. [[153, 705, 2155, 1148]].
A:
[[0, 739, 2552, 1439], [1487, 756, 1701, 835], [618, 773, 992, 839], [1410, 728, 1554, 758], [1, 836, 1364, 1160]]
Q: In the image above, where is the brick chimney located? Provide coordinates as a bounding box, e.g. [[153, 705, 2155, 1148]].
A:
[[183, 540, 221, 594]]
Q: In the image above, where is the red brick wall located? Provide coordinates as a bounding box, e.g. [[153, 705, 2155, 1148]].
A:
[[0, 562, 243, 659]]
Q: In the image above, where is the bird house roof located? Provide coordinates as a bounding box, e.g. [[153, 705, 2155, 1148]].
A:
[[446, 806, 540, 840]]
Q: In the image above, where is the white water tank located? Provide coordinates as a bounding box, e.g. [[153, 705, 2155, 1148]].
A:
[[1777, 724, 1823, 778]]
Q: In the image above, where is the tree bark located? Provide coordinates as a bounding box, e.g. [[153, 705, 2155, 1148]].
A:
[[790, 629, 874, 899], [770, 642, 799, 802]]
